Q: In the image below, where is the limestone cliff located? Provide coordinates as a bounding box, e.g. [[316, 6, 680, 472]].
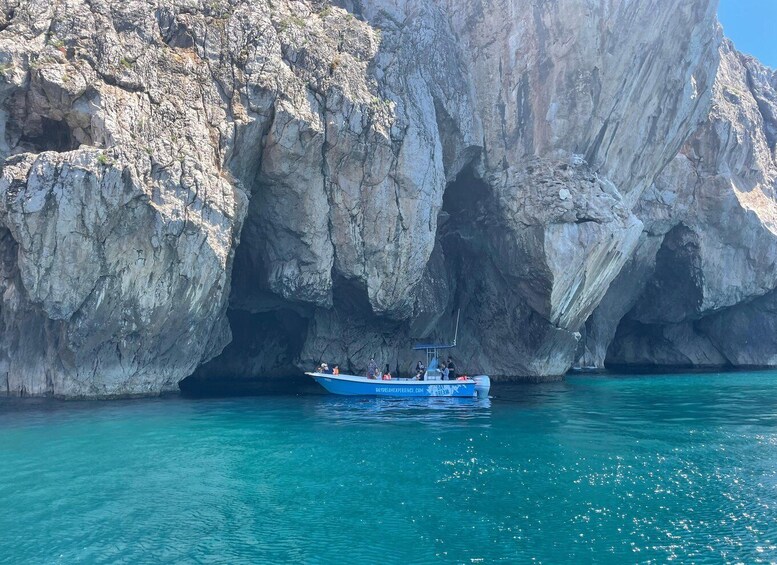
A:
[[584, 40, 777, 370], [0, 0, 770, 397]]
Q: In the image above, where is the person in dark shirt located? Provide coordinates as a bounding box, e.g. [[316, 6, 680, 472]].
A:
[[446, 356, 456, 379], [415, 361, 425, 380], [367, 358, 378, 379]]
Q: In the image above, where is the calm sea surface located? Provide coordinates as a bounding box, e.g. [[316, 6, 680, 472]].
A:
[[2, 371, 777, 563]]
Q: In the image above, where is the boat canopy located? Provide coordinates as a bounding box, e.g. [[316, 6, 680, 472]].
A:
[[412, 343, 456, 351]]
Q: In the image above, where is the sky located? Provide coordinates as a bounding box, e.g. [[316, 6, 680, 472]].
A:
[[718, 0, 777, 68]]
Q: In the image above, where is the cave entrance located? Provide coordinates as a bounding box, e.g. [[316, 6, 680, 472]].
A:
[[20, 117, 79, 153], [603, 223, 709, 371], [400, 165, 500, 355], [437, 166, 494, 295], [441, 165, 491, 218], [180, 190, 315, 396], [180, 307, 312, 396], [624, 223, 703, 325]]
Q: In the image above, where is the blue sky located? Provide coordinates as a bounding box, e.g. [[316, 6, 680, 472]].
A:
[[718, 0, 777, 68]]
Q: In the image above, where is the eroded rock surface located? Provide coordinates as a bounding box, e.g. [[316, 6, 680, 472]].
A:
[[292, 0, 719, 381], [2, 0, 773, 397], [584, 41, 777, 370]]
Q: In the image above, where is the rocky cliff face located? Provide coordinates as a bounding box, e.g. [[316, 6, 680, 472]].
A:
[[584, 40, 777, 370], [0, 0, 770, 397]]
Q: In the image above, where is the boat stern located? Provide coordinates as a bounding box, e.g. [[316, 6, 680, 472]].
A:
[[473, 375, 491, 398]]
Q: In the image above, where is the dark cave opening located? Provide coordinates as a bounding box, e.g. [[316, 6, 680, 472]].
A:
[[406, 166, 506, 370], [20, 117, 79, 153], [183, 164, 503, 394], [602, 224, 722, 372], [437, 165, 496, 305], [622, 223, 703, 325], [604, 315, 733, 373], [441, 165, 491, 218], [180, 187, 316, 395], [435, 165, 578, 378], [180, 308, 313, 396], [332, 273, 374, 318]]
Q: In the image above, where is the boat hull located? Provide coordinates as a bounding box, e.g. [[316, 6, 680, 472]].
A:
[[306, 373, 477, 397]]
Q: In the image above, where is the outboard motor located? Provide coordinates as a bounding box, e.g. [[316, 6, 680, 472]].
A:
[[473, 375, 491, 398]]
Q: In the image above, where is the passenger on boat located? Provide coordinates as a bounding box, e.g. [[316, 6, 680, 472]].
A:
[[321, 363, 332, 374], [446, 357, 456, 380], [367, 358, 378, 379], [333, 365, 340, 375], [382, 364, 392, 380], [414, 361, 425, 380]]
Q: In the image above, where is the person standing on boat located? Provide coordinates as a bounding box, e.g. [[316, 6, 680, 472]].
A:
[[367, 357, 378, 379], [447, 356, 456, 380]]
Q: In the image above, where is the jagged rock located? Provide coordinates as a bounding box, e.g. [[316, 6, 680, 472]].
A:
[[635, 43, 777, 320], [0, 1, 248, 395], [445, 0, 720, 199], [591, 41, 777, 369], [4, 0, 767, 397], [339, 0, 717, 380], [0, 148, 243, 396]]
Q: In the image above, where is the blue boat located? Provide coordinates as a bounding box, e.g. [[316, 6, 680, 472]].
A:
[[307, 311, 491, 398], [306, 371, 490, 397]]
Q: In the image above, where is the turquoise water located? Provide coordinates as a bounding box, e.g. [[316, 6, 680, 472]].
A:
[[2, 372, 777, 563]]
